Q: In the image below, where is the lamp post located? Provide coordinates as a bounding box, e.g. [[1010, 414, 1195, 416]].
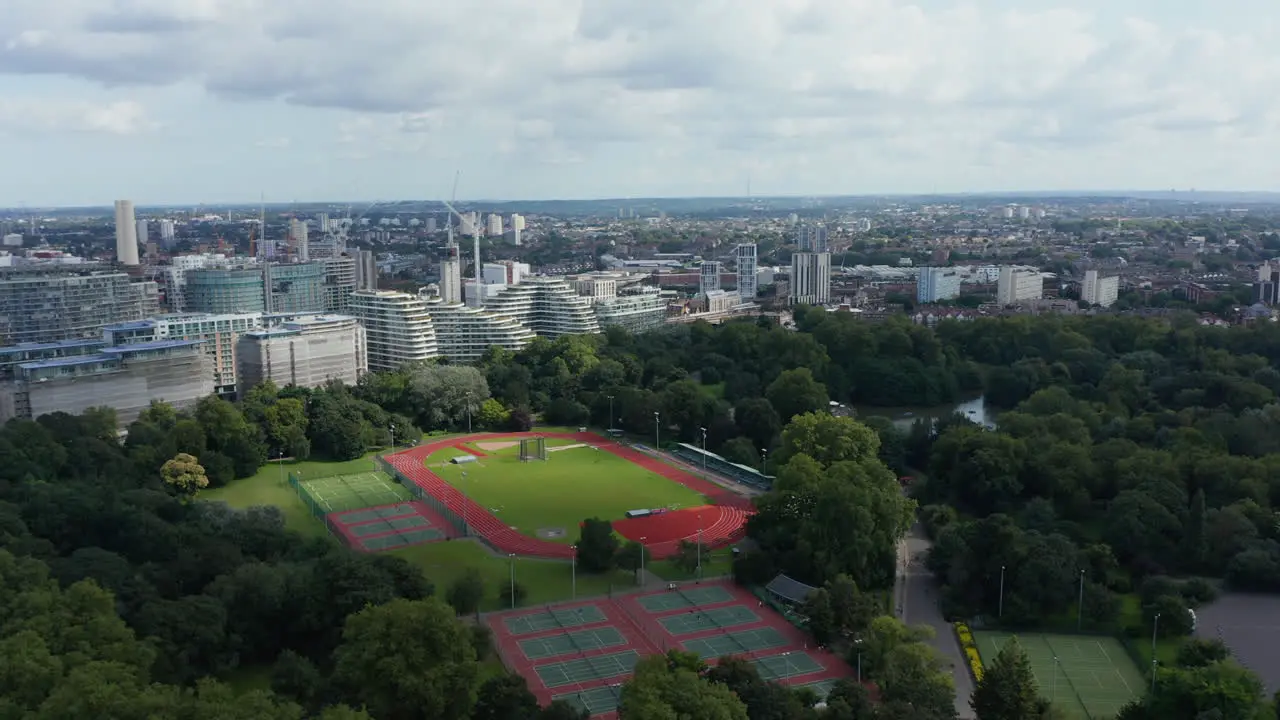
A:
[[461, 471, 468, 536], [1077, 569, 1085, 631], [571, 545, 577, 600], [639, 536, 647, 586], [1151, 613, 1161, 693], [390, 423, 396, 453], [466, 393, 473, 433], [277, 449, 285, 484], [1051, 656, 1059, 701], [761, 448, 768, 475], [509, 553, 517, 610], [653, 411, 660, 449], [696, 513, 703, 581], [855, 637, 864, 683], [607, 394, 615, 434], [998, 565, 1006, 618], [700, 426, 707, 471]]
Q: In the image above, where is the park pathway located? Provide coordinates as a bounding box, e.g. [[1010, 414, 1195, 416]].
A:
[[897, 521, 975, 719]]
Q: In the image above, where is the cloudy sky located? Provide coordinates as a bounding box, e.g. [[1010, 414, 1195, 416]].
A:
[[0, 0, 1277, 206]]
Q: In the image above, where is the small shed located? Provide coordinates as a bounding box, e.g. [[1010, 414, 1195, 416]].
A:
[[765, 574, 818, 606], [450, 455, 478, 465]]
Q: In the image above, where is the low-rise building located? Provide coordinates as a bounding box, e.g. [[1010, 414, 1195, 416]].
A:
[[103, 312, 263, 396], [237, 314, 366, 394], [592, 287, 667, 333]]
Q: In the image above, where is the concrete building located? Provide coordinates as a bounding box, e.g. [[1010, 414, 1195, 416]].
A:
[[593, 287, 666, 333], [2, 234, 20, 247], [0, 339, 213, 426], [135, 219, 148, 246], [484, 276, 601, 337], [483, 261, 530, 286], [702, 289, 741, 314], [996, 267, 1044, 305], [355, 250, 377, 291], [114, 200, 140, 266], [700, 261, 721, 295], [1082, 270, 1119, 308], [736, 244, 758, 302], [0, 266, 158, 345], [104, 312, 263, 396], [916, 267, 962, 303], [439, 244, 462, 304], [237, 314, 366, 394], [321, 255, 357, 313], [790, 252, 832, 305], [486, 214, 503, 237], [796, 224, 829, 253], [510, 214, 525, 246], [289, 219, 310, 262], [348, 289, 440, 371], [159, 219, 176, 246], [573, 275, 619, 301], [422, 296, 534, 363]]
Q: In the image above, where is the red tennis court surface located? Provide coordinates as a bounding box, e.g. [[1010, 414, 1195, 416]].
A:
[[325, 500, 455, 552], [383, 432, 752, 559], [485, 579, 852, 718]]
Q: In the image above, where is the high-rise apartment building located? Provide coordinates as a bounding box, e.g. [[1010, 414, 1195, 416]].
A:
[[484, 277, 600, 337], [996, 267, 1044, 305], [736, 244, 757, 303], [185, 263, 326, 315], [0, 266, 157, 345], [349, 289, 440, 371], [486, 214, 503, 237], [237, 314, 367, 394], [790, 253, 832, 305], [916, 267, 962, 303], [1082, 270, 1119, 308], [700, 261, 721, 296], [158, 219, 176, 246], [421, 296, 534, 364], [355, 250, 377, 291], [114, 200, 140, 266], [321, 256, 357, 313], [796, 224, 829, 252], [439, 244, 462, 304], [135, 219, 148, 246], [510, 214, 525, 246], [104, 312, 262, 396], [289, 219, 309, 262]]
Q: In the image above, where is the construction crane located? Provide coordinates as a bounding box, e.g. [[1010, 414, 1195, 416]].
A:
[[247, 224, 256, 258]]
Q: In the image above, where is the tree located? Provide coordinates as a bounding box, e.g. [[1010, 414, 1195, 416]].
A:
[[499, 581, 528, 609], [473, 673, 539, 720], [445, 568, 485, 616], [619, 651, 748, 720], [971, 636, 1042, 720], [765, 368, 828, 423], [160, 453, 208, 497], [734, 397, 782, 449], [1176, 638, 1230, 668], [576, 518, 619, 574], [332, 598, 479, 720], [476, 399, 511, 430], [615, 541, 648, 580], [1145, 660, 1270, 719], [802, 588, 837, 646], [780, 412, 881, 467], [672, 539, 706, 575]]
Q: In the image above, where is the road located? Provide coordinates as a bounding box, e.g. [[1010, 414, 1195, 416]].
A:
[[897, 521, 975, 719]]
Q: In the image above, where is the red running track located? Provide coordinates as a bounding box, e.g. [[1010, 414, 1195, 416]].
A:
[[384, 432, 753, 560]]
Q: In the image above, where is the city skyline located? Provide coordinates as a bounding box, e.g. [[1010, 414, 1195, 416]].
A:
[[0, 0, 1277, 206]]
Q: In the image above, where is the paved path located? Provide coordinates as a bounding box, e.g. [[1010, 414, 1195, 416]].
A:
[[897, 521, 975, 719]]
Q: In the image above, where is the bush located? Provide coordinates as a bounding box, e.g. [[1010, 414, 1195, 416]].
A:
[[1181, 577, 1218, 607]]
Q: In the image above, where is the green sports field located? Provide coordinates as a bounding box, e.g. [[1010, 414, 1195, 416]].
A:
[[974, 632, 1143, 719], [425, 442, 706, 543]]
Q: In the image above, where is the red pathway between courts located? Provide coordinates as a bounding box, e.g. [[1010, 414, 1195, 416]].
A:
[[384, 432, 752, 559]]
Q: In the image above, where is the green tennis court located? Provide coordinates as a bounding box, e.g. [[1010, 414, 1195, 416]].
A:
[[358, 526, 443, 550], [334, 503, 417, 525], [520, 627, 627, 660], [974, 632, 1142, 720], [299, 471, 412, 513], [659, 605, 760, 635], [504, 605, 609, 635], [347, 515, 431, 538], [535, 650, 640, 688], [638, 586, 735, 612], [682, 627, 788, 658], [555, 684, 623, 715], [797, 679, 839, 700], [751, 651, 824, 680]]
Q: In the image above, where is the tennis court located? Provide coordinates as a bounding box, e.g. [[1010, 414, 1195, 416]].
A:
[[534, 650, 641, 688], [359, 527, 442, 550], [555, 684, 623, 715], [752, 651, 825, 681], [797, 679, 840, 700], [520, 627, 628, 661], [346, 514, 433, 537], [299, 471, 412, 513], [332, 503, 417, 525], [638, 585, 736, 612], [504, 605, 609, 636], [975, 632, 1142, 720], [682, 627, 788, 659], [659, 605, 761, 635]]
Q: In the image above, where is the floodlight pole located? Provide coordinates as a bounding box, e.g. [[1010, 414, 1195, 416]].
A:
[[571, 545, 577, 600], [653, 411, 660, 449], [639, 536, 647, 586], [854, 638, 864, 683], [998, 565, 1006, 618], [466, 393, 473, 433], [761, 448, 768, 475], [390, 423, 396, 453], [697, 517, 703, 581], [1151, 613, 1161, 694], [509, 553, 517, 609], [277, 450, 285, 484], [1077, 569, 1085, 631], [1051, 656, 1059, 700], [700, 427, 707, 471], [462, 472, 468, 537], [607, 394, 614, 434]]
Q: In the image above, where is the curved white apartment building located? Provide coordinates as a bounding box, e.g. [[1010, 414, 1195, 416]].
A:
[[348, 289, 439, 371], [421, 296, 534, 363], [483, 276, 600, 337]]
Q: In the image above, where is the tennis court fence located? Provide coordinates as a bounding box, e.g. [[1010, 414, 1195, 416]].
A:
[[377, 456, 471, 538], [287, 472, 336, 535]]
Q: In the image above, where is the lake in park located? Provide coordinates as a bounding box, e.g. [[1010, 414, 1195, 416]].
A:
[[853, 395, 998, 431]]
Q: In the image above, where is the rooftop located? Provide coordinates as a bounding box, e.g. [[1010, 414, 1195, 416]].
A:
[[100, 339, 205, 353], [0, 339, 107, 354], [20, 353, 115, 370]]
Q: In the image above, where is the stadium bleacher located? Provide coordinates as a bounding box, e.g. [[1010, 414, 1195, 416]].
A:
[[672, 443, 774, 490]]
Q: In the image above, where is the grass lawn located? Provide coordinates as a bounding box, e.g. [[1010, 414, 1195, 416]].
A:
[[392, 540, 641, 611], [648, 550, 734, 581], [201, 451, 384, 540], [425, 444, 707, 543], [1118, 593, 1180, 669]]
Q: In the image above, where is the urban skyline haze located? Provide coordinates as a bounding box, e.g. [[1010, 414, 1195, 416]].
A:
[[0, 0, 1277, 206]]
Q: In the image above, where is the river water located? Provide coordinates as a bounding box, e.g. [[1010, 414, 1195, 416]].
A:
[[853, 395, 997, 431]]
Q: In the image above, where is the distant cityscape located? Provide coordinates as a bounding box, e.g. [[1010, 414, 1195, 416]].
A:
[[0, 192, 1273, 428]]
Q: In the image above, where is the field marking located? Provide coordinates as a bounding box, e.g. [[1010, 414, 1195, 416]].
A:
[[546, 443, 588, 453], [475, 441, 520, 451], [1096, 640, 1133, 695]]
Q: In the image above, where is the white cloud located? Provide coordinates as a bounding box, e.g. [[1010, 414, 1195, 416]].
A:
[[0, 98, 155, 135], [0, 0, 1276, 197]]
